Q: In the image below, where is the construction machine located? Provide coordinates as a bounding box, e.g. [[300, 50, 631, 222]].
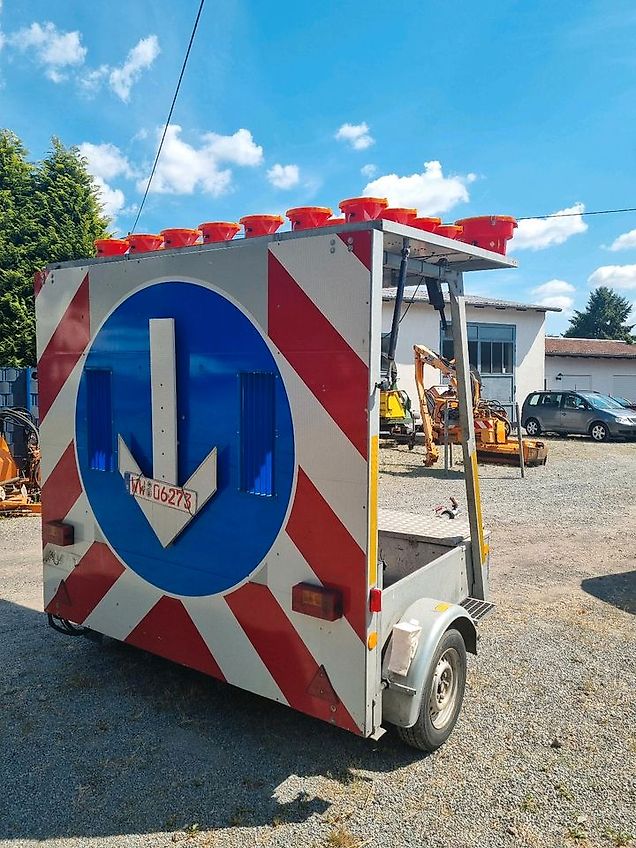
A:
[[412, 344, 548, 467], [0, 408, 41, 514], [377, 240, 547, 467]]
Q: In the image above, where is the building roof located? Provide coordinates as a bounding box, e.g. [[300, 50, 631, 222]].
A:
[[382, 286, 560, 313], [545, 337, 636, 359]]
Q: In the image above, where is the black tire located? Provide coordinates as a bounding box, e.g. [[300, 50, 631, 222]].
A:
[[589, 421, 609, 442], [397, 629, 467, 753], [524, 417, 541, 437]]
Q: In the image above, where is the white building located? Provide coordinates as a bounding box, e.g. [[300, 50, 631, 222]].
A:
[[545, 337, 636, 400], [382, 288, 557, 414]]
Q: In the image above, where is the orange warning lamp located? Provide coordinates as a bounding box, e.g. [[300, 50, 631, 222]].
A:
[[160, 228, 201, 249], [292, 582, 343, 621], [286, 206, 333, 231], [380, 207, 417, 225], [199, 222, 241, 243], [240, 214, 284, 238], [94, 238, 129, 256], [127, 234, 163, 253], [455, 216, 517, 255], [435, 224, 463, 240], [339, 196, 388, 222], [411, 216, 442, 233]]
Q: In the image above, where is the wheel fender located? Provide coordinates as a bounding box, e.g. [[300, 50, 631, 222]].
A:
[[381, 598, 477, 729]]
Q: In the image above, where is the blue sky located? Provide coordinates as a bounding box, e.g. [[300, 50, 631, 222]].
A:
[[1, 0, 635, 332]]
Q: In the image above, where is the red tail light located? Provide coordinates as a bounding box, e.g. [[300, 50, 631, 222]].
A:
[[292, 583, 343, 621], [369, 588, 382, 613]]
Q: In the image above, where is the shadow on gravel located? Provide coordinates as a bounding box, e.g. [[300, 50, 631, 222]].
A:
[[380, 464, 466, 481], [0, 598, 424, 842], [581, 570, 636, 615]]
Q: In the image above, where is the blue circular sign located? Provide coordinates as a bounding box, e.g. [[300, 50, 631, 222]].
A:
[[75, 281, 295, 596]]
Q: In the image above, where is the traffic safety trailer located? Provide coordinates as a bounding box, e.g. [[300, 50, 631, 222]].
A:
[[37, 220, 515, 751]]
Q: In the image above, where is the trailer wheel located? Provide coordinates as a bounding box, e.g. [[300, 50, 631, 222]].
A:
[[397, 629, 466, 753]]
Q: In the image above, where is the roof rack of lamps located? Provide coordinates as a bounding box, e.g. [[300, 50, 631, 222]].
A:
[[95, 198, 517, 257]]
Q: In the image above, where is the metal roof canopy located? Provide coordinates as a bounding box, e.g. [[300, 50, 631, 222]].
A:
[[46, 218, 518, 273]]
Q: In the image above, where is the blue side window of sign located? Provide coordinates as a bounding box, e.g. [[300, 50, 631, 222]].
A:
[[86, 369, 114, 472], [240, 372, 275, 497]]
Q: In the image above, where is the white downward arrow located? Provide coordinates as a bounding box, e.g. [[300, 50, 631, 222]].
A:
[[118, 318, 218, 548]]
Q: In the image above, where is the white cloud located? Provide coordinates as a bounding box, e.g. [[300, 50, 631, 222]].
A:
[[335, 122, 374, 150], [78, 142, 134, 222], [8, 21, 87, 81], [266, 163, 300, 190], [535, 295, 573, 312], [362, 160, 475, 215], [361, 163, 377, 178], [513, 203, 588, 250], [137, 124, 262, 196], [588, 264, 636, 290], [79, 64, 109, 94], [78, 142, 134, 180], [109, 35, 160, 102], [203, 128, 263, 166], [608, 228, 636, 252], [92, 175, 126, 219], [532, 279, 576, 297]]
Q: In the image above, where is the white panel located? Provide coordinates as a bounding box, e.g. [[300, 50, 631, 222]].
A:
[[269, 235, 370, 363], [185, 595, 287, 705], [149, 318, 178, 484], [82, 567, 162, 641]]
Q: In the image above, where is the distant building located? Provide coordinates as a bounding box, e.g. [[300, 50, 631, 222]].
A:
[[382, 288, 558, 416], [544, 337, 636, 400]]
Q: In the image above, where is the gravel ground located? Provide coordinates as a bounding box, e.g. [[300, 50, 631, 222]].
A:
[[1, 437, 635, 848]]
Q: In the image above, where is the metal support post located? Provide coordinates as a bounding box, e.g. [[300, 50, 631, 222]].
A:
[[447, 274, 488, 600], [515, 402, 525, 479], [443, 402, 450, 474]]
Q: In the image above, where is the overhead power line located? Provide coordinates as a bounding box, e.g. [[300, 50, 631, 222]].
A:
[[130, 0, 206, 234], [517, 206, 636, 221]]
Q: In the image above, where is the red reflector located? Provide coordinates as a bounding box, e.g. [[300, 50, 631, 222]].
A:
[[43, 521, 74, 547], [369, 588, 382, 613], [292, 583, 343, 621]]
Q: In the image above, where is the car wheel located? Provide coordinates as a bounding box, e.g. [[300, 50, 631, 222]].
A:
[[524, 417, 541, 436], [589, 421, 609, 442]]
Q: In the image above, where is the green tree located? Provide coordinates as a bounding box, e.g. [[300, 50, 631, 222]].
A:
[[564, 286, 634, 342], [0, 132, 109, 366]]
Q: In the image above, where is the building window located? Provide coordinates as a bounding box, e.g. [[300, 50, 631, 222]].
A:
[[440, 323, 515, 375]]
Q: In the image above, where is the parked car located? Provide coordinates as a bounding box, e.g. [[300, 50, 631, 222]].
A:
[[521, 390, 636, 441]]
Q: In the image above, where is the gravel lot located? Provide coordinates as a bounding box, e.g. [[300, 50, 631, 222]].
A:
[[1, 438, 635, 848]]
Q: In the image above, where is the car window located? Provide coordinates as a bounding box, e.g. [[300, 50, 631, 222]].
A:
[[540, 393, 562, 408], [580, 393, 624, 410], [564, 393, 587, 410], [527, 393, 540, 406]]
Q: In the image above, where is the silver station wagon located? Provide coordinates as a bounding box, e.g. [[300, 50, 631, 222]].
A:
[[522, 390, 636, 442]]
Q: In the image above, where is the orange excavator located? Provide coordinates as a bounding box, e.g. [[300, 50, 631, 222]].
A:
[[0, 408, 41, 514], [412, 344, 548, 467]]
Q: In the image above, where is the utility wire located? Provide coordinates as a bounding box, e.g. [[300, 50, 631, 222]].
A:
[[130, 0, 206, 234], [517, 206, 636, 221]]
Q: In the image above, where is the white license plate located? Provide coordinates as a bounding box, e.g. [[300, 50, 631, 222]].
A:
[[126, 474, 197, 513]]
